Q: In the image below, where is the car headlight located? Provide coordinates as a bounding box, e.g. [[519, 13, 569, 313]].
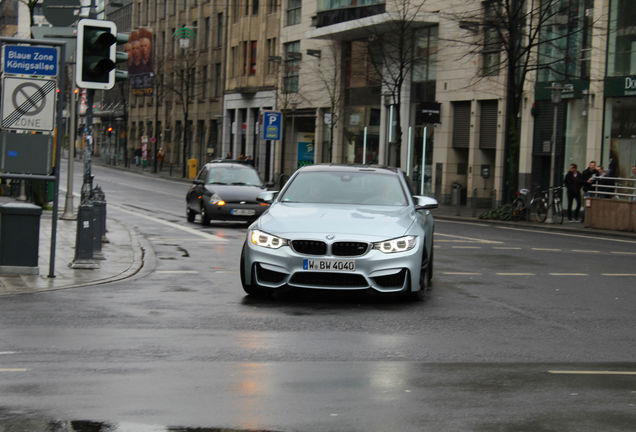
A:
[[210, 193, 225, 206], [372, 235, 417, 253], [250, 229, 288, 249]]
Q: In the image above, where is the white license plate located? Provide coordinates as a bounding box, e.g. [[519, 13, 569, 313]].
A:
[[303, 259, 356, 272], [231, 209, 255, 216]]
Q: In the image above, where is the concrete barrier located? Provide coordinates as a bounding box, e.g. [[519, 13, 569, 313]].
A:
[[584, 197, 636, 232]]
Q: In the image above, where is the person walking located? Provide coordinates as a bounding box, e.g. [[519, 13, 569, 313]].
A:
[[564, 163, 583, 221]]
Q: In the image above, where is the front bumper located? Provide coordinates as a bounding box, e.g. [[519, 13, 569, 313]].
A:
[[204, 202, 268, 221], [243, 238, 423, 293]]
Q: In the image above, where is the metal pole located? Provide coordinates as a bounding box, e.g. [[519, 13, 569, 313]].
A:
[[49, 42, 66, 278], [420, 126, 427, 195], [362, 126, 367, 164], [548, 84, 562, 223], [62, 77, 77, 220], [406, 126, 412, 177], [388, 105, 393, 143]]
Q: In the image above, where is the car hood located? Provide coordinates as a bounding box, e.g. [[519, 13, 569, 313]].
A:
[[257, 203, 415, 239], [205, 184, 265, 201]]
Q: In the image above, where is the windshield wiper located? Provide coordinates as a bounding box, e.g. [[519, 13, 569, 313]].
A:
[[209, 181, 228, 185]]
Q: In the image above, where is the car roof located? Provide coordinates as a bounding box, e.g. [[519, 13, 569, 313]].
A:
[[204, 161, 254, 169], [296, 164, 401, 175]]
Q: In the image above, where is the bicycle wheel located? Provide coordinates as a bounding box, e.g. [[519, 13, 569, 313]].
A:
[[532, 198, 548, 223], [553, 199, 564, 224]]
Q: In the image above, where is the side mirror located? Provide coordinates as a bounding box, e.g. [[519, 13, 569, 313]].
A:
[[414, 195, 438, 211], [193, 179, 204, 185], [257, 191, 278, 204], [265, 182, 275, 188]]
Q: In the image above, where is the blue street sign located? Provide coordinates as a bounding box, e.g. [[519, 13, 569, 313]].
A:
[[3, 45, 58, 76], [263, 111, 282, 141]]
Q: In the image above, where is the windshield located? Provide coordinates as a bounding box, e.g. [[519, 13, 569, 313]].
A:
[[280, 170, 408, 206], [207, 165, 263, 186]]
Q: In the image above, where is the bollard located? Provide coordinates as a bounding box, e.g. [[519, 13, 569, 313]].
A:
[[92, 185, 108, 243], [70, 203, 99, 269], [472, 188, 478, 217]]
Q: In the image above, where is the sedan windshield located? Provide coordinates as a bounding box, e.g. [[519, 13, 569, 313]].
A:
[[207, 165, 263, 186], [280, 171, 408, 206]]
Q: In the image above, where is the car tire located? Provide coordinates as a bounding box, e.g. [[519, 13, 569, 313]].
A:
[[240, 247, 265, 296], [427, 247, 434, 286], [200, 203, 211, 226], [406, 255, 430, 302], [186, 206, 195, 222]]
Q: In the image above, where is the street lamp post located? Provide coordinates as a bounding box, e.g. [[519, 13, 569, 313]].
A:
[[548, 83, 563, 223]]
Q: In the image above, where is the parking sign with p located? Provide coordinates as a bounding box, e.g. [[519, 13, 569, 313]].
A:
[[263, 111, 282, 141]]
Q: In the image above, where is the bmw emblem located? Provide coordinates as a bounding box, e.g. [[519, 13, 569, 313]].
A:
[[326, 234, 335, 240]]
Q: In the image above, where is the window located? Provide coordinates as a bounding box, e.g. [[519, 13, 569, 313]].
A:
[[250, 41, 257, 75], [215, 63, 222, 96], [608, 0, 635, 76], [172, 0, 176, 15], [267, 37, 277, 74], [217, 13, 224, 47], [245, 0, 250, 16], [242, 41, 248, 75], [413, 26, 438, 82], [204, 17, 210, 49], [253, 0, 259, 15], [233, 1, 239, 22], [171, 28, 176, 56], [284, 41, 300, 93], [482, 0, 501, 76], [231, 46, 237, 77], [268, 0, 278, 13], [538, 0, 593, 80], [201, 66, 207, 99], [193, 21, 198, 49], [287, 0, 301, 26]]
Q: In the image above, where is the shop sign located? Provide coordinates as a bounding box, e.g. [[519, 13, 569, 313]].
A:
[[604, 76, 636, 97], [534, 80, 589, 100]]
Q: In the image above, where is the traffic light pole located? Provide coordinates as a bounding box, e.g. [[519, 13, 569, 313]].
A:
[[62, 64, 77, 220], [81, 88, 96, 204]]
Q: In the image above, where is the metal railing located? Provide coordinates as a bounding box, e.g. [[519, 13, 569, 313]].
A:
[[588, 177, 636, 200]]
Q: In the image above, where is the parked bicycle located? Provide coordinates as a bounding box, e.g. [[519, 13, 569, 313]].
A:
[[511, 186, 564, 223], [532, 186, 564, 224]]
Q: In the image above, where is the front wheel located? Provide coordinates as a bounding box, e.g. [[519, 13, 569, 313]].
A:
[[200, 203, 211, 226], [186, 206, 195, 222], [240, 247, 266, 296], [532, 198, 548, 223]]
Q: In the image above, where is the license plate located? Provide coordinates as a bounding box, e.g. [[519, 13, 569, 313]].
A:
[[231, 209, 255, 216], [303, 259, 356, 272]]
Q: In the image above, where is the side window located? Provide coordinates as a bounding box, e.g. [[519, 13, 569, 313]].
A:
[[197, 168, 208, 182]]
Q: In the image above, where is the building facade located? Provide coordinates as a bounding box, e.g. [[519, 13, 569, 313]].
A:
[[128, 0, 226, 174]]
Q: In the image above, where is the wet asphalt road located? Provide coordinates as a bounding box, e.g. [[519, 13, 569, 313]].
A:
[[0, 162, 635, 431]]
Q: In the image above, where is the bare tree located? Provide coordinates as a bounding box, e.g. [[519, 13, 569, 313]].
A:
[[366, 0, 429, 166], [17, 0, 41, 29], [162, 44, 201, 177], [443, 0, 595, 199], [310, 41, 343, 163]]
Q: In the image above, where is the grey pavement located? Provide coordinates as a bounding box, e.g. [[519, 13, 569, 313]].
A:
[[0, 195, 143, 296], [1, 158, 634, 296]]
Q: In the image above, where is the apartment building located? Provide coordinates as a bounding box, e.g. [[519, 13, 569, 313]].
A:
[[222, 0, 281, 181], [128, 0, 226, 173]]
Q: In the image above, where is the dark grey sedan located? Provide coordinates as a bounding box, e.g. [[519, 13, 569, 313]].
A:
[[186, 162, 270, 225]]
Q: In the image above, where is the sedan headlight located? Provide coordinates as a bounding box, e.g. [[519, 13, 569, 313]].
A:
[[250, 229, 288, 249], [372, 235, 417, 253], [210, 193, 225, 206]]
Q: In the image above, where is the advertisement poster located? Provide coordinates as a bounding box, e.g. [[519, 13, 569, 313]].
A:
[[126, 28, 153, 95], [297, 133, 315, 168]]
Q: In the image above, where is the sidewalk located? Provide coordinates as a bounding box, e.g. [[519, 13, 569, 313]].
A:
[[0, 196, 144, 296]]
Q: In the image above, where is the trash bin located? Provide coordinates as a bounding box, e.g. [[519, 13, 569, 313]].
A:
[[451, 183, 463, 206], [0, 203, 42, 274], [188, 158, 198, 179]]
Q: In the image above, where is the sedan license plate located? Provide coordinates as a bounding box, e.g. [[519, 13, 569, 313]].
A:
[[303, 259, 356, 272], [231, 209, 255, 216]]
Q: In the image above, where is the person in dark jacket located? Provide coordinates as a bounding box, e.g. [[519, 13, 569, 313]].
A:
[[581, 160, 599, 196], [564, 163, 583, 221]]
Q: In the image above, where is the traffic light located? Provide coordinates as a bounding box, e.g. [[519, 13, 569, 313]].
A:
[[115, 32, 129, 82], [76, 19, 117, 90], [106, 126, 113, 137]]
